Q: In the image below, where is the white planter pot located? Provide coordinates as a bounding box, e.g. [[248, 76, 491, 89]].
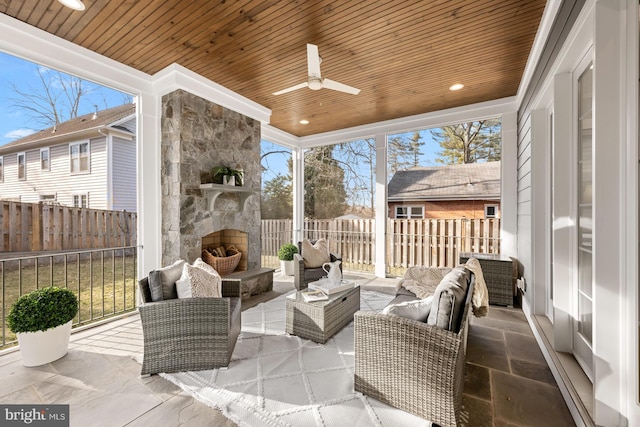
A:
[[280, 260, 295, 276], [16, 320, 72, 367], [223, 175, 235, 186]]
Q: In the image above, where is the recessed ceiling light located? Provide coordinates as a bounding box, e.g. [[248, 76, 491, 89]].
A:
[[449, 83, 464, 91], [58, 0, 85, 11], [299, 119, 309, 125]]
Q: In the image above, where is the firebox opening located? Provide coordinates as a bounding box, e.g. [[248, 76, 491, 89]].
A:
[[201, 229, 248, 274]]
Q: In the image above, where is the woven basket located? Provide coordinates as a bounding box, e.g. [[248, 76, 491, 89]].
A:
[[202, 250, 241, 276]]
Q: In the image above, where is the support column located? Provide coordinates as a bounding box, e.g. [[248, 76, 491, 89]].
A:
[[292, 147, 305, 244], [501, 111, 518, 257], [374, 133, 387, 278]]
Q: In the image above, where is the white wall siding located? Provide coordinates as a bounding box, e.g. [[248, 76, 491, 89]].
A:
[[517, 113, 533, 291], [0, 137, 109, 209], [111, 137, 137, 211]]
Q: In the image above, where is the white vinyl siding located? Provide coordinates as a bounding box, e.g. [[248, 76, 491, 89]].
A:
[[0, 156, 3, 183], [516, 113, 534, 313], [0, 137, 109, 208], [111, 137, 137, 211]]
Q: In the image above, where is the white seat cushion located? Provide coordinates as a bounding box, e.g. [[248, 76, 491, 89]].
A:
[[382, 296, 433, 322]]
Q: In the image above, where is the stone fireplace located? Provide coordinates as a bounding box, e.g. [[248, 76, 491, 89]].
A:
[[160, 89, 262, 270]]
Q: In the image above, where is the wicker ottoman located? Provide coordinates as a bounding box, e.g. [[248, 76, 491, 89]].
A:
[[459, 252, 517, 306], [286, 285, 360, 343]]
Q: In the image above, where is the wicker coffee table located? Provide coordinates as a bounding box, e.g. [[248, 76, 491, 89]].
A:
[[285, 285, 360, 344]]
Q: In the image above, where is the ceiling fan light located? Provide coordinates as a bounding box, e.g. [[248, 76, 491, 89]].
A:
[[308, 78, 323, 90], [58, 0, 86, 11]]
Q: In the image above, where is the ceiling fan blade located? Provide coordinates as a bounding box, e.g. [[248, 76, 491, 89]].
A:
[[272, 82, 309, 95], [322, 78, 361, 95], [307, 43, 321, 78]]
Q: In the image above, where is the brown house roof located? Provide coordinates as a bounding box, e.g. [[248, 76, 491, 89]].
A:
[[0, 103, 135, 153], [388, 161, 501, 201]]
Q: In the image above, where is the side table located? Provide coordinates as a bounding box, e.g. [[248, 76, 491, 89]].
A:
[[459, 252, 517, 306]]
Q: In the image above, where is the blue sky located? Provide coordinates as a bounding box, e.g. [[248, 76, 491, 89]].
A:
[[0, 52, 130, 147]]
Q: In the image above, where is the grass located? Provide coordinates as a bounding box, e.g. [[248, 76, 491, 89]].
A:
[[1, 250, 137, 348]]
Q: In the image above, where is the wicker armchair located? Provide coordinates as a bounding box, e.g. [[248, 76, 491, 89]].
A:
[[137, 277, 242, 375], [293, 240, 342, 291], [354, 273, 475, 427]]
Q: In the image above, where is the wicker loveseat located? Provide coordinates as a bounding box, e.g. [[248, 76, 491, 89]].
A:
[[354, 265, 475, 427], [138, 275, 242, 375]]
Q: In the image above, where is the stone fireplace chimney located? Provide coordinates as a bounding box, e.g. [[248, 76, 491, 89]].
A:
[[160, 90, 261, 270]]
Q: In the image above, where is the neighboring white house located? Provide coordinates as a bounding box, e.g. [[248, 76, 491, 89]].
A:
[[0, 103, 137, 211]]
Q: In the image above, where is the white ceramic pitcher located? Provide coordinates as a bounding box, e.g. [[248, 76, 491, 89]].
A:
[[322, 260, 342, 285]]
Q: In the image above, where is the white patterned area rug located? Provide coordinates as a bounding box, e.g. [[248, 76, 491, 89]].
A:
[[159, 290, 432, 427]]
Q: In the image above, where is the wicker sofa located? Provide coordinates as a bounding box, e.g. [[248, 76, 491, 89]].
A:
[[354, 265, 475, 427], [137, 276, 242, 375]]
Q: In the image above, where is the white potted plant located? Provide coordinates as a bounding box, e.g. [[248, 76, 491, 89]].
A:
[[278, 243, 298, 276], [211, 166, 243, 186], [8, 286, 78, 367]]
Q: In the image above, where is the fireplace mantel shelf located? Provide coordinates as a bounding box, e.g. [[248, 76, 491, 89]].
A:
[[199, 183, 259, 211]]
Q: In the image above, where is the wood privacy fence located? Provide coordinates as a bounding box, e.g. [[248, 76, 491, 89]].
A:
[[261, 218, 500, 273], [0, 201, 137, 252]]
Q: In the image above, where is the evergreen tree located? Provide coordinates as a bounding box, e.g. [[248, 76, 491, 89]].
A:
[[304, 146, 347, 218], [387, 131, 426, 180], [261, 174, 293, 219]]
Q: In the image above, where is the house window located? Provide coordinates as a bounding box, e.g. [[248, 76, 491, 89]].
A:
[[17, 152, 26, 180], [70, 142, 90, 173], [40, 147, 50, 171], [40, 194, 56, 204], [395, 206, 424, 219], [0, 156, 3, 182], [485, 204, 498, 218], [73, 194, 88, 208]]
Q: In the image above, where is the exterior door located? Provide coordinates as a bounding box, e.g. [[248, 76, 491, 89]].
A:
[[574, 59, 593, 381]]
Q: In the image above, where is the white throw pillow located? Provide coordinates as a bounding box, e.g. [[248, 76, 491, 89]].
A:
[[175, 260, 222, 299], [302, 238, 330, 268], [382, 296, 434, 322]]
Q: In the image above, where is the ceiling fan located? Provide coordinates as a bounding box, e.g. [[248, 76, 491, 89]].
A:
[[272, 44, 361, 96]]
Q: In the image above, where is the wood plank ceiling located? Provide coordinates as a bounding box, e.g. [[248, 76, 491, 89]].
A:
[[0, 0, 547, 137]]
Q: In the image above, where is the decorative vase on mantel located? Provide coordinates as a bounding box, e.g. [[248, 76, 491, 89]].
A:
[[211, 166, 243, 187]]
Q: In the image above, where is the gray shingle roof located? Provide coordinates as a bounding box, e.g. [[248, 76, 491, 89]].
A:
[[387, 161, 501, 201], [0, 103, 135, 153]]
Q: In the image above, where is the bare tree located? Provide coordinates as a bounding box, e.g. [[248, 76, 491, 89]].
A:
[[6, 65, 132, 130], [335, 138, 376, 214]]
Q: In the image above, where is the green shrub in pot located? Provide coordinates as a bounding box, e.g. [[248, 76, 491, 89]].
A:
[[278, 243, 298, 276], [277, 243, 298, 261], [8, 286, 78, 333], [8, 287, 78, 367]]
